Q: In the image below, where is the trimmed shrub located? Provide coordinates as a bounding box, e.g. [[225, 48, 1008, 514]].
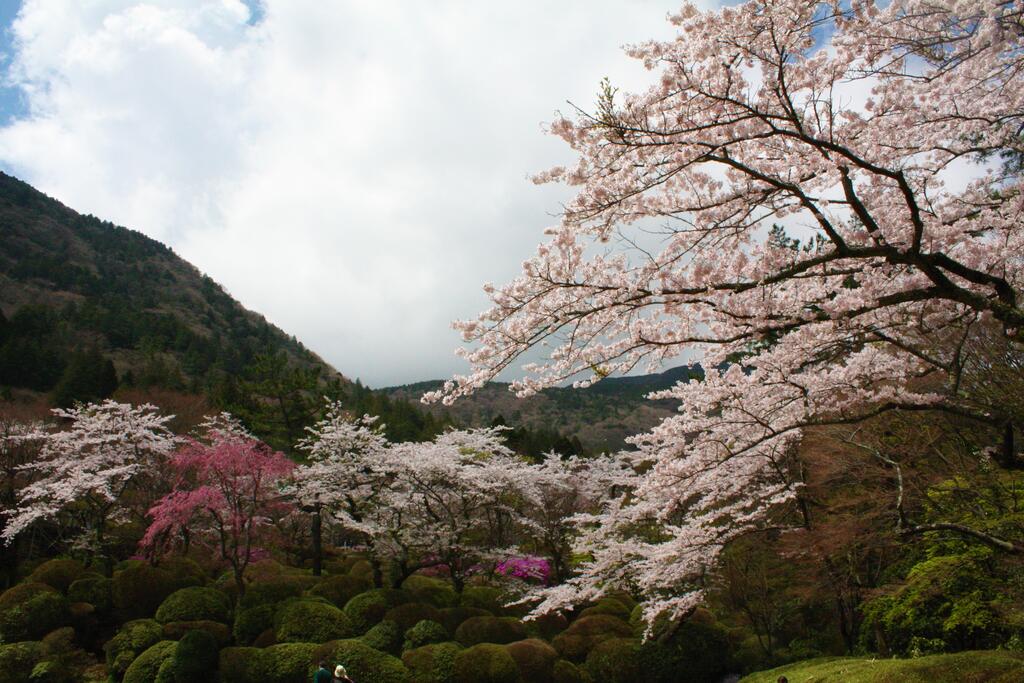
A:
[[579, 598, 631, 621], [219, 644, 318, 683], [582, 638, 643, 683], [551, 615, 632, 663], [362, 620, 403, 656], [67, 577, 113, 613], [0, 641, 45, 683], [404, 620, 449, 651], [275, 599, 355, 643], [343, 589, 411, 634], [307, 574, 372, 608], [41, 627, 75, 655], [402, 641, 462, 683], [507, 638, 559, 683], [528, 612, 570, 640], [604, 591, 637, 613], [453, 642, 518, 683], [219, 647, 264, 683], [312, 639, 412, 683], [552, 659, 587, 683], [156, 587, 231, 624], [27, 559, 88, 593], [348, 560, 375, 582], [637, 617, 732, 683], [29, 660, 61, 683], [170, 629, 219, 683], [0, 582, 69, 642], [459, 586, 505, 614], [113, 564, 197, 620], [440, 607, 491, 636], [385, 602, 445, 632], [454, 616, 527, 646], [105, 619, 164, 682], [239, 580, 305, 610], [158, 557, 208, 587], [253, 628, 277, 649], [122, 640, 177, 683], [162, 620, 233, 646], [402, 576, 458, 608], [234, 605, 276, 646]]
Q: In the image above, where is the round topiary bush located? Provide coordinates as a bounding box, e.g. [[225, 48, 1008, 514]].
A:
[[122, 640, 177, 683], [105, 619, 164, 682], [67, 577, 113, 613], [506, 638, 559, 683], [528, 612, 570, 640], [440, 606, 492, 636], [582, 638, 643, 683], [454, 616, 528, 646], [161, 620, 233, 646], [156, 587, 231, 625], [404, 620, 449, 651], [459, 586, 505, 614], [402, 575, 458, 608], [169, 628, 219, 683], [343, 589, 411, 634], [453, 642, 518, 683], [312, 639, 412, 683], [578, 598, 631, 621], [27, 559, 88, 593], [239, 580, 306, 610], [218, 647, 264, 683], [157, 557, 208, 587], [385, 602, 445, 632], [552, 659, 587, 683], [348, 560, 376, 583], [402, 641, 462, 683], [234, 605, 276, 646], [307, 574, 372, 609], [637, 615, 733, 683], [263, 642, 318, 683], [551, 615, 633, 663], [113, 564, 196, 621], [361, 620, 403, 656], [0, 582, 69, 642], [274, 599, 355, 643], [0, 641, 45, 683]]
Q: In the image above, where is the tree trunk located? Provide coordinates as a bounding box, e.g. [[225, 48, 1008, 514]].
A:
[[311, 507, 323, 577]]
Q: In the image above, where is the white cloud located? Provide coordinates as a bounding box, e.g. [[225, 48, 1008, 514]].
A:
[[0, 0, 705, 386]]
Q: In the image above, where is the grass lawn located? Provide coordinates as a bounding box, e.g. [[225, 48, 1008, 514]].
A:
[[739, 650, 1024, 683]]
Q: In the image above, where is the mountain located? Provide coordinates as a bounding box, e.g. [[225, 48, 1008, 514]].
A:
[[384, 365, 703, 453]]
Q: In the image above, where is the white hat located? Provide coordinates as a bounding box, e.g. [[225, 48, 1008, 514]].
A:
[[334, 665, 347, 677]]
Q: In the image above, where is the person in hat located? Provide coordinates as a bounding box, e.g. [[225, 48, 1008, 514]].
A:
[[333, 663, 354, 683]]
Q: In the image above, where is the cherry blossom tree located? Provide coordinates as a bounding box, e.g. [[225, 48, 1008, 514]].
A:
[[1, 401, 177, 565], [430, 0, 1024, 623], [141, 413, 295, 597], [283, 401, 389, 578]]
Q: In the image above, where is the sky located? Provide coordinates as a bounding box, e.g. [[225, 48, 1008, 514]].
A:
[[0, 0, 713, 387]]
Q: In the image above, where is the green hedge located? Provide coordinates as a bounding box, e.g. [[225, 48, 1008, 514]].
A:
[[27, 559, 88, 593], [0, 641, 45, 683], [219, 643, 318, 683], [551, 615, 632, 662], [234, 605, 276, 646], [507, 638, 559, 682], [169, 629, 219, 683], [552, 658, 588, 683], [161, 620, 232, 646], [113, 565, 198, 621], [275, 599, 355, 643], [578, 598, 631, 621], [105, 619, 164, 682], [402, 576, 459, 609], [312, 639, 412, 683], [67, 577, 113, 613], [440, 607, 492, 636], [156, 587, 231, 625], [582, 638, 642, 683], [0, 583, 69, 642], [362, 620, 403, 656], [307, 574, 372, 609], [453, 643, 518, 683], [459, 586, 506, 614], [454, 616, 528, 646], [402, 641, 462, 683], [386, 602, 445, 632], [343, 589, 411, 634], [239, 580, 306, 610], [404, 620, 449, 651], [122, 640, 177, 683]]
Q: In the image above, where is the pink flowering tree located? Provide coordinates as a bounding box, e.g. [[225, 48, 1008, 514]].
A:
[[1, 401, 177, 564], [283, 401, 390, 579], [141, 413, 295, 597], [430, 0, 1024, 623]]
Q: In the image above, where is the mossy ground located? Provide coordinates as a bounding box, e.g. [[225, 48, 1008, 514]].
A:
[[740, 650, 1024, 683]]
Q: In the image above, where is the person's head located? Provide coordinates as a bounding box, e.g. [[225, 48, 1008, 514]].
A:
[[777, 677, 788, 683], [335, 664, 347, 677], [319, 660, 328, 670]]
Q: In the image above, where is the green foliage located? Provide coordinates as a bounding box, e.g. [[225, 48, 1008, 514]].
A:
[[307, 574, 372, 608], [67, 577, 113, 613], [122, 640, 177, 683], [0, 582, 69, 642], [579, 598, 631, 621], [161, 620, 232, 646], [528, 612, 570, 640], [105, 619, 164, 682], [113, 564, 197, 621], [404, 620, 450, 651], [219, 643, 318, 683], [155, 587, 231, 625], [51, 347, 118, 407], [239, 579, 305, 610], [583, 638, 643, 683], [402, 642, 462, 683], [0, 641, 45, 683], [170, 629, 218, 683], [26, 559, 88, 593], [459, 586, 505, 614], [739, 650, 1024, 682], [234, 605, 276, 646], [386, 602, 445, 632], [452, 643, 518, 683], [506, 638, 559, 683], [551, 615, 633, 662], [455, 616, 527, 646], [343, 589, 411, 634], [274, 599, 355, 643], [552, 659, 588, 683], [362, 620, 404, 655], [439, 607, 492, 636], [402, 575, 458, 608], [862, 549, 1006, 655], [312, 639, 412, 683]]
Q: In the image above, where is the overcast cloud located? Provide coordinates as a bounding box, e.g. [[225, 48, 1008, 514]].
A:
[[0, 0, 712, 387]]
